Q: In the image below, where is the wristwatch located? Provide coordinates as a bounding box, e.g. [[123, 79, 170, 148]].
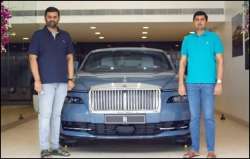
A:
[[216, 79, 222, 84], [68, 78, 74, 82]]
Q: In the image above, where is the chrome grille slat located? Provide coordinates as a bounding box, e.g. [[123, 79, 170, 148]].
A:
[[89, 83, 161, 114], [133, 90, 136, 111]]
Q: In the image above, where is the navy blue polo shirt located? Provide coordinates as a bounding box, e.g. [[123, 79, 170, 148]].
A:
[[28, 26, 75, 84]]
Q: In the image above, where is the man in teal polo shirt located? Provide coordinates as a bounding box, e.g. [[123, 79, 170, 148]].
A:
[[178, 11, 224, 158]]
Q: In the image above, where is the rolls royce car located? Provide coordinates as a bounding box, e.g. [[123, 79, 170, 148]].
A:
[[60, 47, 191, 146]]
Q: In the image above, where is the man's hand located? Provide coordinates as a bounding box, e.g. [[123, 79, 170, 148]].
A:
[[214, 83, 222, 95], [215, 54, 223, 95], [67, 80, 75, 91], [178, 83, 186, 96], [29, 54, 42, 94], [34, 80, 42, 94]]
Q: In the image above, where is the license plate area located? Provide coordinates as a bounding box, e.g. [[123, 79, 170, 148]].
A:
[[105, 114, 145, 124]]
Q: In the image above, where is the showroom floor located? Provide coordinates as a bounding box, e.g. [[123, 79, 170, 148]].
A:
[[1, 105, 249, 158]]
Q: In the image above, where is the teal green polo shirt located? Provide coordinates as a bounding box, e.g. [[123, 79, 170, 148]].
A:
[[180, 30, 224, 83]]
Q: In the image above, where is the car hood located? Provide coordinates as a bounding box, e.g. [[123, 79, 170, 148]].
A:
[[72, 72, 178, 91]]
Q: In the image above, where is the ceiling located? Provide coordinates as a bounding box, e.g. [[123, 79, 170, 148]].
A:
[[9, 22, 224, 43]]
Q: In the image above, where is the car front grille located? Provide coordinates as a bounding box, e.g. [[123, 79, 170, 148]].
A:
[[89, 83, 161, 114]]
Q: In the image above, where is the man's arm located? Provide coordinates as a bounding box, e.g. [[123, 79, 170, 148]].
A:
[[29, 54, 42, 93], [216, 54, 223, 82], [67, 53, 75, 90], [67, 54, 74, 79], [214, 54, 224, 95], [178, 56, 187, 96]]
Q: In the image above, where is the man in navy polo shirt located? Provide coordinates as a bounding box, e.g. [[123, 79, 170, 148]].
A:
[[178, 11, 224, 158], [28, 7, 74, 158]]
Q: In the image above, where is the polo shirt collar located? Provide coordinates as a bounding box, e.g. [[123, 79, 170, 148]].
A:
[[43, 26, 61, 35], [193, 29, 209, 37]]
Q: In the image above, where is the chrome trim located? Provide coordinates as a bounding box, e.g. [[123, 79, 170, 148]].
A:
[[159, 125, 188, 130], [159, 127, 175, 130], [63, 127, 92, 131], [89, 83, 161, 114]]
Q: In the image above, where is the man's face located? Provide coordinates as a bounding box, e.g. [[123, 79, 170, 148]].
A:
[[45, 12, 59, 28], [193, 15, 207, 30]]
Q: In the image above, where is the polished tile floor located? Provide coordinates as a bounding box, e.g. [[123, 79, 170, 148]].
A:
[[1, 105, 36, 126], [1, 106, 249, 158]]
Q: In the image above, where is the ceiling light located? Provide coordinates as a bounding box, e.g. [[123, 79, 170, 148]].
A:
[[142, 26, 149, 29], [141, 36, 148, 39], [142, 32, 148, 34], [90, 26, 96, 29], [95, 32, 101, 35], [99, 36, 104, 39], [22, 37, 29, 40]]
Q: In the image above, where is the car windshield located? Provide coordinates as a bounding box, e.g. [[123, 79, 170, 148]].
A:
[[80, 50, 173, 73]]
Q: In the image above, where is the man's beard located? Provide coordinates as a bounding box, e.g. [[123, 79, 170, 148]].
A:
[[46, 21, 58, 28]]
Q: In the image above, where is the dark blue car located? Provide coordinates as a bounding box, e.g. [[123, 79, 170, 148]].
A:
[[60, 47, 191, 146]]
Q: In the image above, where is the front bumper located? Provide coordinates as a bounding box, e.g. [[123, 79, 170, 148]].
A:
[[60, 120, 190, 140], [61, 89, 190, 141]]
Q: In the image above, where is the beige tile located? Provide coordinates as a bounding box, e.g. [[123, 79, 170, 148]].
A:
[[1, 114, 249, 158], [1, 105, 36, 126]]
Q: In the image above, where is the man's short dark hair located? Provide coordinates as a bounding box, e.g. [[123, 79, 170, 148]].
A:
[[193, 11, 208, 21], [44, 7, 60, 17]]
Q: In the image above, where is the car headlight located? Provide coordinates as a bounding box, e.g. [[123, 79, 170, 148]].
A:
[[64, 96, 84, 104], [167, 95, 188, 103]]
